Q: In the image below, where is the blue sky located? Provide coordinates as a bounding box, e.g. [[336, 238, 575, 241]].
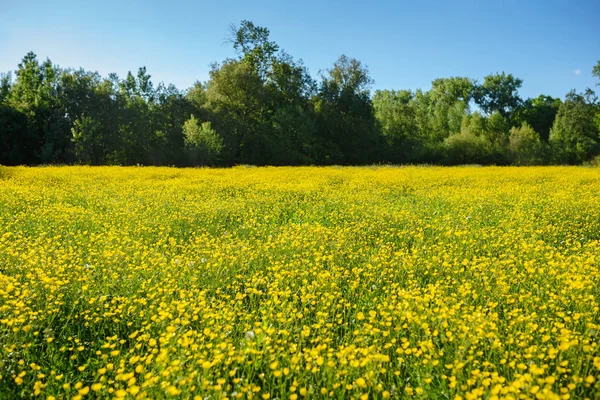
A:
[[1, 0, 599, 99]]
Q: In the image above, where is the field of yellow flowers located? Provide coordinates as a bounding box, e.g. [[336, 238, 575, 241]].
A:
[[1, 166, 599, 399]]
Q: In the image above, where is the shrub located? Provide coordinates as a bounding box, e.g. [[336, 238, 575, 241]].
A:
[[509, 123, 546, 165], [183, 115, 224, 165]]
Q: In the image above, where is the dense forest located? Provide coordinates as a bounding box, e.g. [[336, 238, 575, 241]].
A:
[[1, 21, 600, 167]]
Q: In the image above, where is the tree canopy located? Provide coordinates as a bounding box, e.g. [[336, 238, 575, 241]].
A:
[[1, 23, 599, 166]]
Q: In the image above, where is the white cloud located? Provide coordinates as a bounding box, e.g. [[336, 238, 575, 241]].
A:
[[574, 69, 581, 76]]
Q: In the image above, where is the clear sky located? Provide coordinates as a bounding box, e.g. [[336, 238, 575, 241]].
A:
[[1, 0, 599, 99]]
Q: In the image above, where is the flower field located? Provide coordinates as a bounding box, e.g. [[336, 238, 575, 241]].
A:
[[1, 166, 599, 399]]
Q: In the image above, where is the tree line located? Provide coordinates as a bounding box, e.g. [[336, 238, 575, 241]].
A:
[[2, 21, 600, 167]]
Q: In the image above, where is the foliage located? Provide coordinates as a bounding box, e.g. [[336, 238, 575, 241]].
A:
[[508, 123, 546, 165], [0, 24, 598, 166], [182, 115, 223, 165], [372, 89, 420, 162], [444, 114, 491, 165], [0, 104, 34, 165], [513, 95, 561, 142], [484, 112, 510, 164], [549, 90, 600, 164], [314, 55, 379, 164], [428, 77, 474, 142], [206, 22, 317, 165], [71, 114, 104, 165], [474, 72, 523, 120]]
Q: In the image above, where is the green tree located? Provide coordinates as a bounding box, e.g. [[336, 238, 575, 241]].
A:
[[372, 89, 420, 162], [408, 90, 441, 162], [58, 68, 111, 163], [444, 113, 491, 164], [428, 77, 474, 142], [549, 90, 599, 164], [0, 73, 11, 104], [72, 114, 104, 164], [206, 59, 268, 163], [118, 67, 155, 164], [268, 105, 318, 165], [8, 52, 69, 163], [150, 83, 196, 165], [206, 21, 316, 165], [264, 53, 317, 164], [514, 95, 562, 142], [475, 72, 523, 120], [485, 112, 510, 163], [594, 61, 600, 142], [0, 73, 37, 165], [0, 105, 34, 165], [509, 123, 546, 165], [186, 82, 208, 109], [183, 115, 223, 165], [230, 20, 279, 79], [430, 77, 475, 104], [314, 55, 379, 164]]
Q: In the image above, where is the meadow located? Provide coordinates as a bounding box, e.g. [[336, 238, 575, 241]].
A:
[[0, 166, 599, 399]]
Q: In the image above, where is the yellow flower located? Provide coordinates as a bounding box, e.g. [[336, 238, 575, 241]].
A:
[[3, 166, 600, 398], [166, 386, 180, 396]]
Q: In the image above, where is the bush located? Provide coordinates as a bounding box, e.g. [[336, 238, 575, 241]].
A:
[[183, 115, 224, 165], [444, 113, 491, 164], [445, 131, 491, 165], [508, 123, 546, 165]]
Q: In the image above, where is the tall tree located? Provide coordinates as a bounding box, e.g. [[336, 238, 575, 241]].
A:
[[207, 21, 316, 165], [427, 77, 474, 142], [150, 83, 195, 165], [430, 77, 475, 104], [549, 90, 599, 164], [206, 59, 269, 164], [8, 52, 69, 163], [475, 72, 523, 120], [230, 20, 279, 79], [594, 61, 600, 139], [71, 113, 104, 165], [514, 95, 562, 142], [314, 55, 379, 164], [372, 89, 419, 162], [0, 73, 34, 165], [117, 67, 156, 164], [485, 111, 510, 163]]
